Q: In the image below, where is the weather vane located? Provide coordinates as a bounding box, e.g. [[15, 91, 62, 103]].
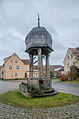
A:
[[37, 13, 40, 27]]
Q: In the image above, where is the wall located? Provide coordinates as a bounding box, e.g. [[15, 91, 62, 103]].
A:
[[4, 54, 29, 79], [64, 49, 79, 74], [0, 66, 4, 79]]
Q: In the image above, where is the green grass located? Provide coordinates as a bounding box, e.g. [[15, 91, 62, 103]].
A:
[[0, 89, 79, 109], [52, 78, 60, 80], [59, 80, 79, 84], [3, 78, 26, 80]]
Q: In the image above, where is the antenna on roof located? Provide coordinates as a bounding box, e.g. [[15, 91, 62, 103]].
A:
[[37, 13, 40, 27]]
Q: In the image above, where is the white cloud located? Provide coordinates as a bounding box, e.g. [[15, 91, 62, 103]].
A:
[[0, 0, 79, 65], [0, 32, 3, 37]]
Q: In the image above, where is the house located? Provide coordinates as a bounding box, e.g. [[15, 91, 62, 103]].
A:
[[3, 53, 38, 79], [0, 65, 4, 79], [64, 47, 79, 74], [50, 65, 63, 71], [3, 53, 30, 79], [50, 65, 64, 78]]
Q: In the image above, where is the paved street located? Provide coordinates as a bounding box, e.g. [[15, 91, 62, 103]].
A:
[[53, 80, 79, 96], [0, 80, 79, 96], [0, 80, 26, 94], [0, 80, 79, 119]]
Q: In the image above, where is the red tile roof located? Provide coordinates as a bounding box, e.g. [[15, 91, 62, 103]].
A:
[[70, 48, 79, 54], [21, 59, 30, 64], [0, 65, 3, 69], [50, 65, 63, 70]]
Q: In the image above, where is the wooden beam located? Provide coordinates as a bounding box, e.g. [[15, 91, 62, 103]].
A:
[[33, 56, 36, 60], [33, 60, 38, 65]]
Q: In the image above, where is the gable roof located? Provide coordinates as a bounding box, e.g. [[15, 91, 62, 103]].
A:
[[70, 48, 79, 54], [50, 65, 63, 70], [21, 59, 30, 64], [4, 53, 30, 65], [64, 48, 79, 63], [4, 53, 18, 63]]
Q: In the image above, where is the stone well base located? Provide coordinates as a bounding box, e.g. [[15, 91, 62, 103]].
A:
[[19, 84, 58, 98]]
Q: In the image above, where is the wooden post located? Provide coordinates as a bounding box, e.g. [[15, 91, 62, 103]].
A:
[[29, 54, 33, 80], [46, 54, 52, 88], [46, 54, 50, 79], [38, 48, 42, 81]]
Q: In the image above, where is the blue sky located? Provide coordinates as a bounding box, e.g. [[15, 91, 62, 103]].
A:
[[0, 0, 79, 65]]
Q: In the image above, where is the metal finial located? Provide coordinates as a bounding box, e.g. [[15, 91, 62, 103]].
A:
[[37, 13, 40, 27]]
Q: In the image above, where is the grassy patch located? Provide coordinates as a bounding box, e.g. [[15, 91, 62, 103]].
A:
[[52, 78, 60, 80], [0, 89, 79, 109], [59, 80, 79, 84]]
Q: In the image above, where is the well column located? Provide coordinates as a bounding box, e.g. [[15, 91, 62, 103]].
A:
[[46, 54, 50, 79], [46, 54, 52, 88], [29, 54, 33, 80], [38, 48, 43, 89]]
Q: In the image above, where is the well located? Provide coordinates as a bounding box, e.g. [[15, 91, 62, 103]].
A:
[[19, 14, 57, 97]]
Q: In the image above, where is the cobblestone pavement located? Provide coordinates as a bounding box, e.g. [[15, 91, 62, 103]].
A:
[[0, 102, 79, 119]]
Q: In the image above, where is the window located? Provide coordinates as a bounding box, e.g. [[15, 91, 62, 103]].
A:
[[25, 72, 27, 78], [15, 59, 18, 63], [10, 59, 13, 63], [16, 65, 19, 69], [67, 63, 69, 67], [71, 54, 73, 59], [15, 73, 17, 76], [36, 73, 37, 75], [68, 56, 69, 59], [73, 62, 75, 65], [9, 66, 12, 69]]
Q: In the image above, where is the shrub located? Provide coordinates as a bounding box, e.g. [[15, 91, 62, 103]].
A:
[[70, 65, 79, 80], [60, 74, 68, 81], [50, 70, 54, 79]]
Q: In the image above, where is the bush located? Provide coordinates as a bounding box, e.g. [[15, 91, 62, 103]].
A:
[[70, 65, 79, 80], [50, 70, 54, 79], [60, 74, 68, 81]]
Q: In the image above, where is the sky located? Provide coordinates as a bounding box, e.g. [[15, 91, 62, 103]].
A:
[[0, 0, 79, 65]]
